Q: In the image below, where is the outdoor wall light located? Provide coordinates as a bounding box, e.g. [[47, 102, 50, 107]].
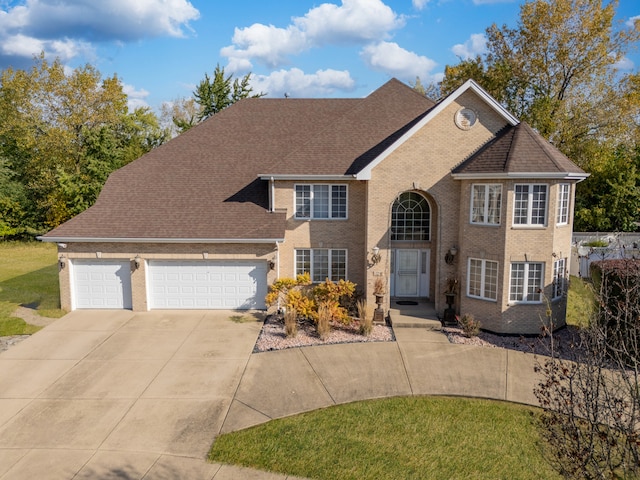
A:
[[268, 259, 276, 270], [134, 255, 142, 270], [370, 246, 381, 266], [58, 254, 66, 270], [445, 246, 458, 265]]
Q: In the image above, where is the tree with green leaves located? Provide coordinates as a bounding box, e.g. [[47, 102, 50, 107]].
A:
[[171, 64, 263, 133], [410, 76, 440, 100], [0, 54, 168, 235], [47, 107, 167, 226], [0, 157, 32, 238], [574, 145, 640, 231]]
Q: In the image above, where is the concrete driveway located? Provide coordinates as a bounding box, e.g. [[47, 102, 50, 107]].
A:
[[0, 310, 270, 479]]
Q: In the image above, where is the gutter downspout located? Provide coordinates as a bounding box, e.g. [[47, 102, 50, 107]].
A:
[[269, 177, 275, 212]]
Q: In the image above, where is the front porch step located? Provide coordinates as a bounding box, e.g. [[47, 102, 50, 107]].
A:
[[388, 300, 442, 329], [389, 316, 443, 329]]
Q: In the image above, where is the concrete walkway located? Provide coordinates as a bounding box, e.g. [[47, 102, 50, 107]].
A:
[[0, 306, 542, 479], [222, 304, 540, 435]]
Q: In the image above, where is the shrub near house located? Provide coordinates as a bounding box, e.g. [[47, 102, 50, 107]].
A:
[[590, 259, 640, 359]]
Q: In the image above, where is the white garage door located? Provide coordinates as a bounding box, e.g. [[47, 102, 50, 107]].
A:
[[148, 260, 268, 310], [72, 260, 133, 309]]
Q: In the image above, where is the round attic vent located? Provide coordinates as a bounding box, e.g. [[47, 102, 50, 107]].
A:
[[455, 108, 477, 130]]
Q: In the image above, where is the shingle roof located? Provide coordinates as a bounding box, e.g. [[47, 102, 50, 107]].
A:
[[43, 80, 586, 242], [452, 121, 586, 176], [43, 78, 435, 241]]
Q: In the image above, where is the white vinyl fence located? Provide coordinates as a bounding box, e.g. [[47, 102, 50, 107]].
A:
[[571, 233, 640, 279]]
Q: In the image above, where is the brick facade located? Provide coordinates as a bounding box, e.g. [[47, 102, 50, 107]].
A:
[[273, 180, 367, 288], [458, 180, 574, 334], [48, 79, 584, 335], [364, 91, 508, 318]]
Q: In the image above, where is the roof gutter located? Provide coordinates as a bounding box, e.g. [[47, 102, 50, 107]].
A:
[[450, 172, 590, 181], [259, 174, 357, 181], [37, 237, 286, 244]]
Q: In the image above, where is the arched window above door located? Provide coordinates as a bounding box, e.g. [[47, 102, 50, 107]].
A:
[[391, 192, 430, 241]]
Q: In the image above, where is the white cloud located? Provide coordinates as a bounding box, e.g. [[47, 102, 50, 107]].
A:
[[0, 0, 199, 66], [250, 68, 356, 98], [627, 15, 640, 29], [123, 83, 150, 110], [451, 33, 487, 59], [0, 32, 93, 61], [0, 0, 200, 40], [360, 41, 438, 83], [412, 0, 430, 10], [1, 32, 45, 57], [221, 23, 308, 70], [222, 0, 403, 70], [611, 55, 634, 71], [295, 0, 403, 44]]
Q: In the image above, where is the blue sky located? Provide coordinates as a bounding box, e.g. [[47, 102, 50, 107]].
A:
[[0, 0, 638, 112]]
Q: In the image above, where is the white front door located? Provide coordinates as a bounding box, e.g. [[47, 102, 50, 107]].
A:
[[391, 249, 430, 298]]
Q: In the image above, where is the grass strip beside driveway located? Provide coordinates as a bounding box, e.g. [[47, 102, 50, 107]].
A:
[[0, 241, 65, 335]]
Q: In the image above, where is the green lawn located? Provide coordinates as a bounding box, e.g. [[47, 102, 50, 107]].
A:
[[210, 278, 598, 479], [0, 241, 65, 335], [566, 275, 596, 328], [209, 396, 561, 480]]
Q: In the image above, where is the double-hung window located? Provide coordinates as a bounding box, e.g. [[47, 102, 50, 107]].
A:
[[509, 262, 544, 303], [552, 258, 567, 299], [471, 184, 502, 225], [295, 249, 347, 282], [513, 184, 548, 226], [467, 258, 499, 301], [556, 184, 570, 225], [295, 184, 347, 219]]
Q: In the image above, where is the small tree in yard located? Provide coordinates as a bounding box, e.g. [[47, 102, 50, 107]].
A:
[[459, 313, 480, 338], [534, 259, 640, 479]]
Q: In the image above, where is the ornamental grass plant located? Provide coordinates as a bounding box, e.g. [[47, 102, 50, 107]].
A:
[[283, 308, 297, 338], [357, 299, 372, 336]]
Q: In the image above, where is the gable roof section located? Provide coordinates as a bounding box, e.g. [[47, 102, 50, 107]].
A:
[[451, 121, 588, 180], [43, 79, 434, 242], [259, 78, 436, 177], [354, 79, 519, 180]]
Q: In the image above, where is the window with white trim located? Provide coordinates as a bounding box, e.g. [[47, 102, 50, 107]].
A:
[[514, 184, 548, 226], [468, 258, 498, 301], [552, 258, 567, 299], [509, 262, 544, 303], [294, 184, 347, 219], [471, 184, 502, 225], [295, 249, 347, 282], [556, 184, 570, 225]]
